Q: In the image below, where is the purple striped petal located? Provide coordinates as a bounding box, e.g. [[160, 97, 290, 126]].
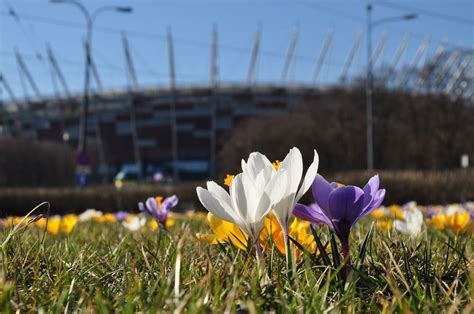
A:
[[328, 186, 365, 223], [311, 174, 334, 216], [157, 195, 179, 223], [294, 203, 333, 230]]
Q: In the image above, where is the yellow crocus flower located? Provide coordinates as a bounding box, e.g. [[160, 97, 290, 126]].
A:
[[371, 208, 386, 220], [12, 216, 23, 225], [46, 217, 61, 235], [165, 213, 176, 229], [429, 212, 446, 230], [196, 213, 249, 250], [148, 219, 159, 231], [262, 214, 316, 258], [389, 205, 405, 220], [197, 212, 317, 257], [60, 214, 78, 234], [95, 213, 116, 224], [376, 219, 393, 231], [185, 210, 206, 221], [35, 218, 47, 229], [445, 211, 470, 233]]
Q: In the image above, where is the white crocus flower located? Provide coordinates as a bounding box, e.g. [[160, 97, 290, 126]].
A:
[[445, 204, 466, 216], [393, 206, 423, 237], [242, 147, 319, 235], [122, 216, 146, 231], [197, 153, 288, 245], [78, 209, 103, 222]]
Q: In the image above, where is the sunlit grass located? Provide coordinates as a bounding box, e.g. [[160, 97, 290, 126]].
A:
[[0, 215, 472, 312]]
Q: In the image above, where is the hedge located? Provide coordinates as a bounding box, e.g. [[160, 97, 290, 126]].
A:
[[0, 138, 75, 187], [0, 169, 472, 216]]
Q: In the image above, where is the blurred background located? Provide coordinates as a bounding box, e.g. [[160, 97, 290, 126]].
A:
[[0, 0, 473, 214]]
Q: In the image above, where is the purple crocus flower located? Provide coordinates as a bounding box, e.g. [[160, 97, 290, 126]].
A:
[[139, 195, 179, 227], [294, 174, 385, 277], [426, 206, 438, 219], [114, 211, 129, 221]]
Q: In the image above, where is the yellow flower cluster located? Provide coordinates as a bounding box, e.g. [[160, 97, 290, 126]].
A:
[[370, 205, 405, 231], [0, 209, 209, 236], [428, 209, 471, 234], [35, 214, 78, 235], [371, 203, 473, 235], [196, 212, 316, 258], [94, 213, 117, 224]]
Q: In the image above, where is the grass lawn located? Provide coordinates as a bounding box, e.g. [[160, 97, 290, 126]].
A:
[[0, 213, 472, 312]]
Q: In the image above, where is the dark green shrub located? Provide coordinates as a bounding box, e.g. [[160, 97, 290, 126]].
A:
[[0, 138, 75, 187]]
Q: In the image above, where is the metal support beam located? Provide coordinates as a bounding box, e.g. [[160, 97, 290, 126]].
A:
[[83, 41, 104, 93], [209, 24, 218, 179], [339, 29, 362, 83], [311, 26, 335, 85], [396, 36, 430, 89], [454, 65, 474, 99], [0, 73, 18, 105], [122, 32, 139, 90], [122, 31, 143, 182], [371, 30, 389, 67], [381, 32, 409, 85], [15, 50, 43, 101], [444, 53, 473, 96], [167, 27, 179, 181], [413, 42, 446, 93], [47, 44, 72, 98], [246, 24, 261, 86], [429, 48, 461, 93], [280, 25, 299, 84]]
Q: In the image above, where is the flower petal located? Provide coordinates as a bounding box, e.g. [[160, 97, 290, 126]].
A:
[[162, 195, 179, 209], [295, 149, 319, 202], [242, 152, 273, 180], [196, 186, 238, 225], [358, 188, 386, 222], [254, 164, 276, 189], [207, 181, 233, 210], [293, 203, 332, 228], [328, 186, 365, 223], [279, 147, 303, 196], [362, 175, 380, 206], [145, 197, 158, 215], [311, 174, 333, 215], [264, 168, 288, 206]]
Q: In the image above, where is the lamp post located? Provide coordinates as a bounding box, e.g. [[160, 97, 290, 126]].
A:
[[366, 4, 416, 170], [50, 0, 132, 154]]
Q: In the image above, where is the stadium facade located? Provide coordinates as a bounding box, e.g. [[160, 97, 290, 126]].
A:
[[1, 85, 321, 179]]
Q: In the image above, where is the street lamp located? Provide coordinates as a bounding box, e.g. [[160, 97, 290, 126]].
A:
[[50, 0, 132, 154], [366, 4, 417, 170]]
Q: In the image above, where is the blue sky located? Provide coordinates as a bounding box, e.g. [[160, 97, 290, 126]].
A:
[[1, 0, 473, 102]]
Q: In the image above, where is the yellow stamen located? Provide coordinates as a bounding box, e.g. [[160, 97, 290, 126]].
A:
[[155, 196, 163, 207], [224, 174, 234, 187], [272, 160, 281, 171]]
